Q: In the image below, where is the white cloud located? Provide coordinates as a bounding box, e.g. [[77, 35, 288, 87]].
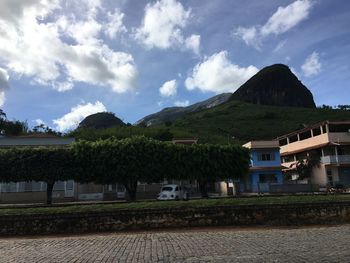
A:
[[159, 79, 177, 97], [52, 81, 74, 92], [134, 0, 190, 49], [34, 119, 45, 126], [0, 0, 137, 94], [134, 0, 199, 53], [0, 0, 60, 24], [261, 0, 312, 36], [104, 9, 127, 39], [273, 40, 287, 52], [174, 100, 190, 107], [301, 51, 322, 77], [0, 92, 5, 108], [0, 68, 10, 107], [53, 101, 107, 132], [234, 26, 259, 48], [185, 51, 259, 93], [185, 34, 201, 55], [234, 0, 313, 48]]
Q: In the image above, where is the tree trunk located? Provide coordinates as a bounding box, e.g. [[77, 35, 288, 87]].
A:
[[46, 181, 55, 205], [124, 181, 138, 202], [198, 180, 209, 198]]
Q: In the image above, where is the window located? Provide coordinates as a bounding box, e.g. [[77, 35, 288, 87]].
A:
[[289, 135, 298, 143], [329, 124, 350, 133], [299, 130, 312, 140], [258, 153, 275, 161], [312, 127, 321, 136], [53, 181, 65, 191], [279, 138, 288, 146], [1, 182, 17, 192], [32, 181, 45, 192]]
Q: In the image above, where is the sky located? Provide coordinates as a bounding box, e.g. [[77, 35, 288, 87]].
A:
[[0, 0, 349, 132]]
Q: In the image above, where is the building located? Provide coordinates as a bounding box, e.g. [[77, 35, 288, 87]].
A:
[[242, 141, 283, 193], [277, 121, 350, 188]]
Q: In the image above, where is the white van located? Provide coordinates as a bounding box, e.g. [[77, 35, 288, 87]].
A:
[[157, 184, 188, 201]]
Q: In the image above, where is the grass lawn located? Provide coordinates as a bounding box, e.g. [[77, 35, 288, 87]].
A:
[[0, 194, 349, 216]]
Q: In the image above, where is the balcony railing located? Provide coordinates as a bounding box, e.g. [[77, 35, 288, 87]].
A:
[[321, 155, 350, 165]]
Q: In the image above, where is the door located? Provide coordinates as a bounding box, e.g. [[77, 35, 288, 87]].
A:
[[64, 180, 74, 197]]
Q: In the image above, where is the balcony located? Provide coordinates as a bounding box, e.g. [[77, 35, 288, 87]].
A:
[[321, 155, 350, 165]]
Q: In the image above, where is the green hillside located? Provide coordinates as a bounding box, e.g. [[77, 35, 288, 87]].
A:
[[157, 100, 350, 144], [72, 101, 350, 145]]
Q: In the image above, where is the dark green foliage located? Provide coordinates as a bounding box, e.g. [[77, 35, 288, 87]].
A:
[[0, 120, 28, 136], [294, 152, 321, 180], [31, 123, 62, 136], [165, 101, 350, 144], [73, 137, 174, 201], [70, 100, 350, 146], [70, 125, 183, 142], [73, 136, 250, 200], [153, 129, 173, 141], [337, 105, 350, 111], [0, 148, 76, 204], [0, 109, 28, 136], [170, 144, 250, 197]]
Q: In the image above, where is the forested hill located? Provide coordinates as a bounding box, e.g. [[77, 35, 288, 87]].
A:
[[72, 101, 350, 144]]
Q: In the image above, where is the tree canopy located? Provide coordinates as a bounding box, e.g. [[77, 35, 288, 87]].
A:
[[0, 136, 250, 203]]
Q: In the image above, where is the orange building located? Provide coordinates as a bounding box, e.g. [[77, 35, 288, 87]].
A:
[[278, 121, 350, 188]]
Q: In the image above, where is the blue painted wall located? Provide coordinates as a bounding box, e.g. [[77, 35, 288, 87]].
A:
[[250, 148, 281, 167], [248, 148, 283, 193]]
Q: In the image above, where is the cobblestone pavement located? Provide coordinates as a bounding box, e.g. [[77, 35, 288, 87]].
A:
[[0, 225, 349, 263]]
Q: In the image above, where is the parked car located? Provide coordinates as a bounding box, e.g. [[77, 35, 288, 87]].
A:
[[157, 184, 189, 201]]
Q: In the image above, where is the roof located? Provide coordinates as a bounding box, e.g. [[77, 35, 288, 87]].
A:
[[243, 140, 279, 149], [0, 137, 75, 147], [277, 120, 350, 140]]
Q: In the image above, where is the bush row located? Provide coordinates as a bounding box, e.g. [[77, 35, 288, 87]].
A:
[[0, 136, 250, 204]]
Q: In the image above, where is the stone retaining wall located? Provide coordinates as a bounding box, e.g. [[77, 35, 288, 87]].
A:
[[1, 202, 349, 236]]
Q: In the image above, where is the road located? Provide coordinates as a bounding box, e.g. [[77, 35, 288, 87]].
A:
[[0, 225, 349, 262]]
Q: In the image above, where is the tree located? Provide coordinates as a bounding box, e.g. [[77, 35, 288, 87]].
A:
[[171, 144, 250, 198], [0, 148, 76, 205], [294, 152, 321, 180], [31, 123, 61, 136], [337, 105, 350, 111], [0, 109, 6, 135], [73, 136, 168, 201], [0, 109, 6, 120]]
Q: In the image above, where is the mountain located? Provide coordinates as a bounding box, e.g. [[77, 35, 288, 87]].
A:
[[72, 63, 350, 145], [230, 64, 316, 108], [136, 93, 232, 126], [165, 101, 350, 144], [78, 112, 125, 129]]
